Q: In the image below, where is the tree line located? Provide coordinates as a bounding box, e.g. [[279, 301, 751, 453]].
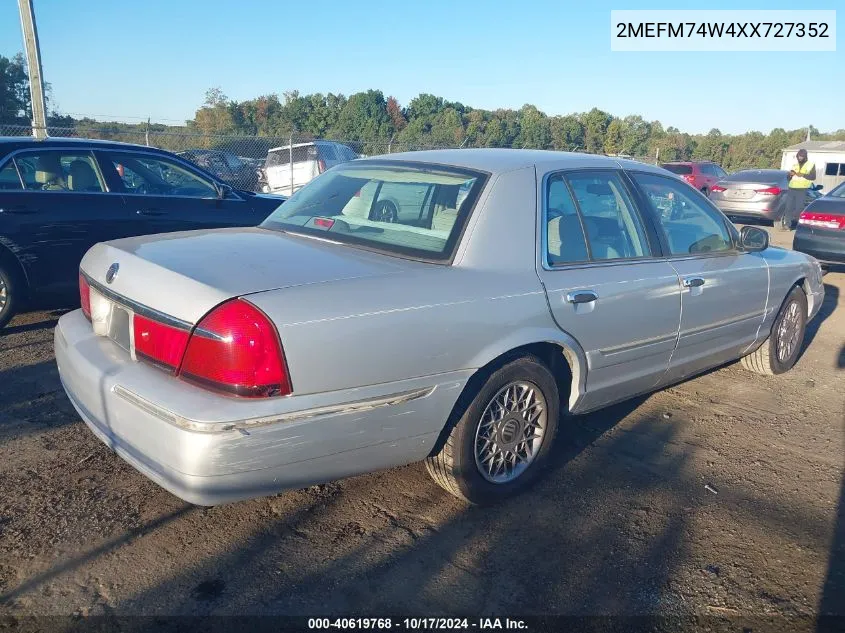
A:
[[2, 53, 844, 170]]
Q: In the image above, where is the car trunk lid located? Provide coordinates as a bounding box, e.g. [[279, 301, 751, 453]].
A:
[[714, 179, 783, 202], [80, 226, 416, 325]]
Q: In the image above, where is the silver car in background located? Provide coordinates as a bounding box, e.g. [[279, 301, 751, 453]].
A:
[[261, 140, 359, 196], [55, 150, 825, 507], [709, 169, 823, 226]]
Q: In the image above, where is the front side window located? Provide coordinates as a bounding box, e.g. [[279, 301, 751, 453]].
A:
[[103, 152, 217, 198], [14, 151, 105, 192], [261, 161, 486, 261], [632, 172, 733, 256], [565, 171, 651, 260]]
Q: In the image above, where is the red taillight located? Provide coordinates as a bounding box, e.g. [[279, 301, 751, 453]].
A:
[[754, 186, 782, 196], [79, 274, 91, 320], [711, 185, 727, 193], [133, 314, 191, 372], [318, 159, 326, 173], [178, 299, 290, 398], [314, 217, 335, 229], [683, 174, 695, 183], [799, 211, 845, 230]]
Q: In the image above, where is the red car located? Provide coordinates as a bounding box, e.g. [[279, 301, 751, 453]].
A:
[[659, 161, 727, 195]]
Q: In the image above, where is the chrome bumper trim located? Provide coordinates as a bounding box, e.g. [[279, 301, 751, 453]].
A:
[[112, 384, 437, 434]]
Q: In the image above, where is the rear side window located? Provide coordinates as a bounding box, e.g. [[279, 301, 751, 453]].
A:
[[0, 161, 22, 190], [660, 164, 693, 175], [565, 171, 651, 260], [14, 151, 105, 192], [545, 175, 589, 264]]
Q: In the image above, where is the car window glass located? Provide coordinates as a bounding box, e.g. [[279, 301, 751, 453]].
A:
[[632, 172, 733, 255], [262, 163, 484, 260], [14, 151, 105, 192], [319, 145, 338, 161], [0, 161, 22, 190], [545, 174, 589, 264], [565, 171, 650, 260], [104, 152, 217, 198]]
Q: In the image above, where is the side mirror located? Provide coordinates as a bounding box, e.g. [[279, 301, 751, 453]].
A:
[[813, 184, 824, 191], [740, 225, 769, 252], [217, 182, 234, 199]]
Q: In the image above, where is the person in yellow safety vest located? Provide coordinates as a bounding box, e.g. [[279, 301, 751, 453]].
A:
[[782, 148, 816, 231]]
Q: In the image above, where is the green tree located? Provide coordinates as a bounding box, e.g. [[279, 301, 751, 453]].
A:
[[581, 108, 612, 154], [0, 53, 30, 122], [515, 104, 551, 149], [603, 118, 625, 154], [549, 115, 584, 151]]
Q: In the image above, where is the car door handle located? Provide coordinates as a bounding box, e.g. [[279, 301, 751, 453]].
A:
[[0, 205, 36, 215], [565, 290, 599, 304], [137, 208, 167, 216], [682, 277, 706, 288]]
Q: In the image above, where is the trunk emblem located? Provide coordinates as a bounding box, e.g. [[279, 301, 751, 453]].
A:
[[106, 263, 119, 284]]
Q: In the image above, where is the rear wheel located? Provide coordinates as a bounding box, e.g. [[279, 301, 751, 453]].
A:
[[741, 286, 807, 375], [0, 264, 19, 329], [425, 356, 560, 504], [700, 187, 708, 196]]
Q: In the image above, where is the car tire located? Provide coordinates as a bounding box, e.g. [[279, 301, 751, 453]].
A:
[[425, 355, 560, 504], [701, 187, 708, 196], [0, 264, 19, 330], [741, 285, 807, 376]]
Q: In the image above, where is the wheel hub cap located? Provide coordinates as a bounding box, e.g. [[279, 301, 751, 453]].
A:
[[776, 300, 801, 362], [0, 278, 7, 310], [474, 381, 547, 484]]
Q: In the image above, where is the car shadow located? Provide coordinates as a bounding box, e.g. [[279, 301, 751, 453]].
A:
[[802, 283, 839, 358]]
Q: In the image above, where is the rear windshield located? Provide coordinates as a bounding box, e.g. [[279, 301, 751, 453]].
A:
[[828, 182, 845, 198], [660, 164, 693, 175], [726, 170, 786, 184], [260, 161, 487, 262], [265, 145, 318, 167]]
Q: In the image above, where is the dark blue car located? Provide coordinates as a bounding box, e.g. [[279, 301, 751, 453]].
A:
[[0, 137, 285, 328]]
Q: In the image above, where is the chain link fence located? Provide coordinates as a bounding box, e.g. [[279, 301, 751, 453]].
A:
[[1, 123, 660, 193]]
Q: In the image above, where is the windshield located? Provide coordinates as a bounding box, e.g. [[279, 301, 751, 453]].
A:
[[260, 161, 487, 261], [828, 182, 845, 198], [660, 164, 692, 175]]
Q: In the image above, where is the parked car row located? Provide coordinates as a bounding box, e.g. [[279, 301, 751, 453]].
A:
[[0, 137, 286, 328], [54, 148, 825, 506], [658, 160, 824, 228]]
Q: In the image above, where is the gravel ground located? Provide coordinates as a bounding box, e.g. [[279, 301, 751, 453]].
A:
[[0, 228, 843, 628]]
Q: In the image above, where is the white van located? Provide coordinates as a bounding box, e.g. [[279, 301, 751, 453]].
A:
[[261, 141, 359, 195]]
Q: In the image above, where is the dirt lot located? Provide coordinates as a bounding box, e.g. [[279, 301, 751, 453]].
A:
[[0, 229, 843, 629]]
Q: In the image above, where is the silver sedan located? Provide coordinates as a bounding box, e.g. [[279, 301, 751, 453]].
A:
[[55, 149, 826, 506]]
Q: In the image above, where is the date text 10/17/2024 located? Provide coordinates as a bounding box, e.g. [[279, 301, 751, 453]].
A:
[[308, 618, 528, 630]]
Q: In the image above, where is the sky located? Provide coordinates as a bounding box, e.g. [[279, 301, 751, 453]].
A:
[[0, 0, 840, 135]]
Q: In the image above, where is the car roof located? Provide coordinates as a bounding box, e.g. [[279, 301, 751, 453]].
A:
[[660, 160, 713, 165], [357, 148, 668, 176], [0, 136, 174, 155]]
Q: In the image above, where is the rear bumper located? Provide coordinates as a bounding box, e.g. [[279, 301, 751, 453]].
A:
[[793, 229, 845, 264], [55, 309, 467, 505]]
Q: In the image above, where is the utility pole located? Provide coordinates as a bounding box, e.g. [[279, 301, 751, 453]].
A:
[[18, 0, 49, 139]]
